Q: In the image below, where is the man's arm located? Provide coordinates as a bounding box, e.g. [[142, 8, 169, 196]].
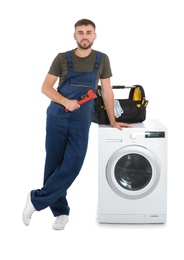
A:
[[41, 73, 80, 111], [100, 78, 132, 130]]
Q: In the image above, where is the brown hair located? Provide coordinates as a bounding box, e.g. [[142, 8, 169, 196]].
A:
[[74, 19, 96, 30]]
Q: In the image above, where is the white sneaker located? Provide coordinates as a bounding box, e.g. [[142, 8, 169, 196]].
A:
[[52, 215, 69, 230], [22, 192, 36, 226]]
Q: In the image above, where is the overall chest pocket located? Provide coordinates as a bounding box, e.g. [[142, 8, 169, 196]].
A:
[[69, 72, 95, 88]]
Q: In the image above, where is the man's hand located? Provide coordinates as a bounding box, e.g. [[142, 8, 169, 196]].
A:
[[64, 100, 80, 112], [111, 121, 133, 130]]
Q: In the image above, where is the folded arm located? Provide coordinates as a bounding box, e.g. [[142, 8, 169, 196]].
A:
[[41, 73, 80, 111]]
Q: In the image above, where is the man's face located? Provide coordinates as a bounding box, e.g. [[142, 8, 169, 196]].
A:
[[74, 25, 96, 50]]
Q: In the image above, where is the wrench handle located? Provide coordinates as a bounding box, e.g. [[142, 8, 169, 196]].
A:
[[65, 90, 96, 112]]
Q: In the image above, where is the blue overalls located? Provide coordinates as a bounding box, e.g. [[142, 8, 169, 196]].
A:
[[31, 51, 102, 216]]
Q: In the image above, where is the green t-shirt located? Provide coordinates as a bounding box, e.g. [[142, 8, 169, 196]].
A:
[[48, 49, 112, 88]]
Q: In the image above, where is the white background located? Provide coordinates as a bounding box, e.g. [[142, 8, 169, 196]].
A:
[[0, 0, 183, 259]]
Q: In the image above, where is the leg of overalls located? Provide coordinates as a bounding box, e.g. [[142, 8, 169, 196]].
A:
[[31, 102, 92, 216], [43, 101, 70, 216]]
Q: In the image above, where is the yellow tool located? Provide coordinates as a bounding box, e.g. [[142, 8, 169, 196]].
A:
[[132, 86, 142, 107]]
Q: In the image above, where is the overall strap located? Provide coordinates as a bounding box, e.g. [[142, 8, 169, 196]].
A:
[[66, 51, 73, 68], [94, 51, 102, 70]]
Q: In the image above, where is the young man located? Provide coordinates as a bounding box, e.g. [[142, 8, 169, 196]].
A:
[[22, 19, 131, 230]]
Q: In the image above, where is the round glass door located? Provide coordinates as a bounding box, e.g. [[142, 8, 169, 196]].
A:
[[115, 153, 152, 191], [106, 145, 161, 199]]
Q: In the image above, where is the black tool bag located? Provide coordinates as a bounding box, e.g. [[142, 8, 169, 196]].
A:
[[92, 85, 148, 125]]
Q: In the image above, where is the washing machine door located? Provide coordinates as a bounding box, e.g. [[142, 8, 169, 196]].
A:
[[106, 145, 161, 199]]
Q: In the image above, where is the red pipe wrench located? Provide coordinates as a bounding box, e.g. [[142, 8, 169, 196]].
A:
[[65, 89, 97, 112]]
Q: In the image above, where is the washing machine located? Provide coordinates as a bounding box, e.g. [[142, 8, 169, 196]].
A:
[[98, 119, 167, 224]]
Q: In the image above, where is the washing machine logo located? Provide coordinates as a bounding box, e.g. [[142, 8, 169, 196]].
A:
[[106, 145, 161, 199]]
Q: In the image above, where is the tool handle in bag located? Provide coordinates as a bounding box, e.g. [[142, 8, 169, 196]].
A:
[[112, 85, 136, 89]]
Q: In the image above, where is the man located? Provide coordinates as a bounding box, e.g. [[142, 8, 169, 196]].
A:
[[22, 19, 131, 230]]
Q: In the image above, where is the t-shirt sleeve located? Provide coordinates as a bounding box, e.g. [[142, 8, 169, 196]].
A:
[[48, 54, 62, 76], [100, 53, 113, 79]]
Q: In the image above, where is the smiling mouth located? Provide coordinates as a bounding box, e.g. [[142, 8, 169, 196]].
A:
[[81, 40, 89, 43]]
